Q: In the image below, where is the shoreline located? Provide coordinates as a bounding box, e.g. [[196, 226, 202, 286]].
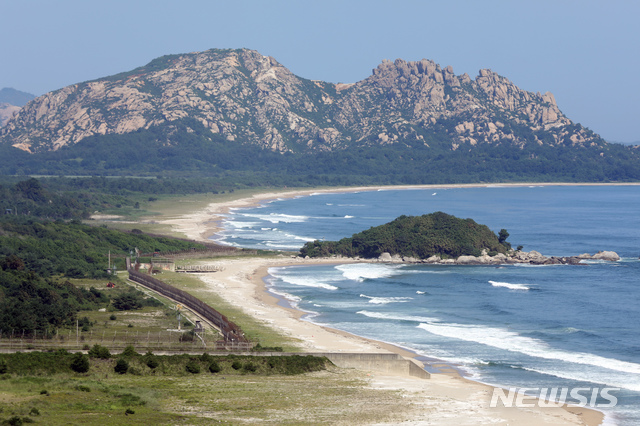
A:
[[195, 255, 604, 425], [161, 183, 621, 425], [159, 182, 640, 244]]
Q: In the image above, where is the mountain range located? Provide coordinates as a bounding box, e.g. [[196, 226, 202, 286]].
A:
[[0, 48, 638, 182], [0, 88, 36, 127]]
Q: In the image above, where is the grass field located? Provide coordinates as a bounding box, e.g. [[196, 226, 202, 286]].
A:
[[0, 352, 413, 425]]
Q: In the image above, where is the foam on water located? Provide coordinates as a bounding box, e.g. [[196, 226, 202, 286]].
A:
[[520, 366, 640, 392], [417, 322, 640, 376], [356, 310, 439, 323], [489, 280, 530, 290], [269, 270, 340, 291], [359, 294, 413, 304], [241, 212, 309, 223], [267, 289, 302, 309], [336, 263, 405, 282], [225, 220, 262, 229]]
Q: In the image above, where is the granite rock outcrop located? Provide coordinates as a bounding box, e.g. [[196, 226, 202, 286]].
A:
[[0, 48, 606, 154]]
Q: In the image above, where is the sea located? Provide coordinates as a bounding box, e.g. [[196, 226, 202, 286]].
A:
[[214, 185, 640, 425]]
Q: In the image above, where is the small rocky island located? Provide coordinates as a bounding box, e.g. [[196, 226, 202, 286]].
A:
[[299, 212, 620, 265]]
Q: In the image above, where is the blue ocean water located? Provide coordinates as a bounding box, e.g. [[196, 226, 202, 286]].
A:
[[216, 186, 640, 424]]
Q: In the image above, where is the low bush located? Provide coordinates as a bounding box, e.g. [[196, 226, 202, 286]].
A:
[[243, 362, 257, 373], [121, 345, 139, 357], [208, 361, 221, 373], [88, 344, 111, 359], [114, 359, 129, 374], [185, 360, 200, 374], [70, 353, 89, 373]]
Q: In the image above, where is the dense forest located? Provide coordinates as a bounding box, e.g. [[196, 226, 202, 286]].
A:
[[300, 212, 511, 259], [0, 218, 209, 334], [0, 177, 218, 335], [0, 266, 107, 335], [1, 119, 639, 183], [0, 218, 210, 278]]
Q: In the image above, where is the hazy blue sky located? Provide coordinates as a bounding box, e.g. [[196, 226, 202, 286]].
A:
[[1, 0, 638, 143]]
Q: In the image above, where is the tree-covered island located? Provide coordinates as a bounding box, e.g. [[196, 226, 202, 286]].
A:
[[300, 212, 620, 265]]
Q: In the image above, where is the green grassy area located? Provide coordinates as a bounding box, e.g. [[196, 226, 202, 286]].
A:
[[0, 358, 410, 425]]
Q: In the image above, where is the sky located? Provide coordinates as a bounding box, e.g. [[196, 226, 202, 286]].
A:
[[1, 0, 638, 143]]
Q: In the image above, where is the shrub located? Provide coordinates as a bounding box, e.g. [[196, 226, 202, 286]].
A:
[[253, 343, 283, 352], [114, 359, 129, 375], [125, 408, 135, 415], [88, 344, 111, 359], [185, 360, 200, 374], [145, 356, 159, 369], [208, 361, 221, 373], [112, 292, 143, 310], [6, 416, 23, 426], [200, 352, 213, 363], [70, 353, 90, 373], [109, 314, 117, 320], [121, 345, 139, 357], [243, 362, 257, 373], [231, 361, 242, 370], [0, 361, 7, 374], [179, 330, 195, 342]]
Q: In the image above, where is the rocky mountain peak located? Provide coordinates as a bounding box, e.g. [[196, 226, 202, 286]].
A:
[[0, 49, 603, 154]]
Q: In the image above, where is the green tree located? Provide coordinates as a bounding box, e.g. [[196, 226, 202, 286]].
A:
[[88, 344, 111, 359], [114, 358, 129, 374], [498, 229, 509, 244], [70, 353, 90, 373]]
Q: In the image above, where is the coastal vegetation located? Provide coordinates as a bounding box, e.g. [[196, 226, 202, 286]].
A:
[[300, 212, 511, 259], [0, 350, 416, 425], [1, 123, 639, 183], [0, 218, 210, 278], [0, 350, 328, 377]]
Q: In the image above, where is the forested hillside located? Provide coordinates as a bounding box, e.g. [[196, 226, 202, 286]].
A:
[[0, 119, 638, 182], [301, 212, 511, 259]]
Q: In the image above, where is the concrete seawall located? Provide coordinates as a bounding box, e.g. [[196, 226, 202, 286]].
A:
[[310, 353, 430, 379]]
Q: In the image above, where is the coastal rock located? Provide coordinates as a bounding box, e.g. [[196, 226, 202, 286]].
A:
[[591, 251, 620, 261], [492, 253, 508, 263], [511, 250, 547, 264], [456, 255, 479, 265], [379, 252, 393, 262], [425, 255, 441, 263]]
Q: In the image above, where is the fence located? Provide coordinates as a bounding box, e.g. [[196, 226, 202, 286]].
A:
[[175, 264, 224, 273], [0, 328, 215, 352], [128, 270, 250, 348]]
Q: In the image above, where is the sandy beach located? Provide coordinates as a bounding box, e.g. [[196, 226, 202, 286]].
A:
[[160, 184, 608, 425]]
